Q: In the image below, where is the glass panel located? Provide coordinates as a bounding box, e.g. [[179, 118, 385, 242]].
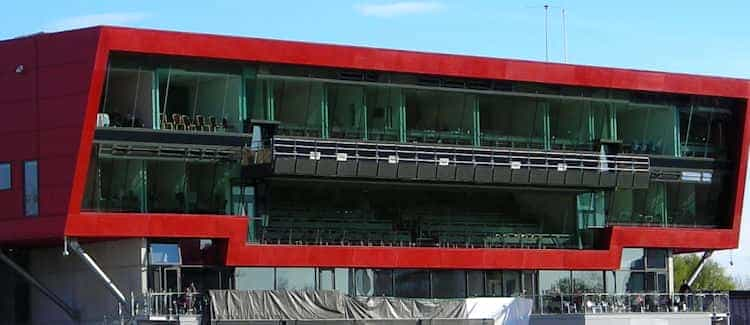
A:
[[538, 271, 571, 295], [577, 192, 606, 228], [328, 84, 366, 139], [0, 163, 10, 190], [467, 271, 485, 297], [572, 271, 604, 293], [185, 162, 234, 214], [609, 184, 667, 226], [276, 268, 315, 290], [159, 70, 243, 132], [549, 99, 594, 151], [373, 269, 394, 296], [620, 248, 645, 270], [479, 95, 545, 149], [667, 182, 730, 227], [149, 243, 181, 265], [353, 269, 374, 296], [365, 86, 401, 141], [605, 271, 616, 293], [646, 249, 667, 269], [319, 269, 334, 290], [335, 268, 349, 294], [264, 180, 579, 248], [101, 68, 154, 128], [147, 161, 187, 213], [485, 271, 504, 296], [23, 161, 38, 217], [679, 104, 737, 159], [394, 269, 429, 298], [656, 272, 668, 293], [503, 271, 521, 296], [431, 270, 466, 298], [613, 271, 646, 293], [85, 158, 145, 212], [179, 239, 219, 265], [617, 102, 678, 156], [235, 267, 274, 290], [404, 89, 473, 145], [270, 79, 324, 137]]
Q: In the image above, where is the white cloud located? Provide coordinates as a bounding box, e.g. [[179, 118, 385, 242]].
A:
[[355, 1, 444, 18], [45, 12, 149, 32]]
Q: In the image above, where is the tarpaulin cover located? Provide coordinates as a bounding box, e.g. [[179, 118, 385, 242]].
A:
[[209, 290, 531, 325]]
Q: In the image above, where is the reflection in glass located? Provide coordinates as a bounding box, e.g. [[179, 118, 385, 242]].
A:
[[235, 267, 274, 290], [538, 271, 571, 295], [620, 248, 644, 270], [571, 271, 604, 293], [149, 243, 181, 265], [486, 271, 503, 296], [319, 269, 334, 290], [276, 268, 315, 290]]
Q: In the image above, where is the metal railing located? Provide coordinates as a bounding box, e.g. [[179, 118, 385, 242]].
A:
[[131, 291, 208, 319], [272, 137, 650, 173], [534, 293, 729, 315]]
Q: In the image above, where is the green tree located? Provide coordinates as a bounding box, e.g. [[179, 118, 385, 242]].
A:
[[673, 254, 735, 292]]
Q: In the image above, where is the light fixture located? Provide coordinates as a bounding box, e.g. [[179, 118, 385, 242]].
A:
[[15, 64, 24, 74]]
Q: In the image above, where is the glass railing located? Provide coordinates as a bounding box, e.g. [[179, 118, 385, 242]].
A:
[[533, 293, 729, 314], [131, 291, 208, 319]]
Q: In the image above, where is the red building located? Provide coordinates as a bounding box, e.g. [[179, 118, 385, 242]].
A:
[[0, 26, 746, 323]]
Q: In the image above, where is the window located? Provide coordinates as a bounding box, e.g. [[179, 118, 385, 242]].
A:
[[236, 268, 274, 290], [276, 268, 315, 290], [149, 243, 181, 265], [620, 248, 644, 270], [431, 270, 467, 298], [394, 269, 430, 298], [24, 161, 38, 217], [0, 163, 10, 190]]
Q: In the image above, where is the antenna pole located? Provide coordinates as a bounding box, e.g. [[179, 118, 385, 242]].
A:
[[544, 4, 549, 62], [562, 8, 568, 63]]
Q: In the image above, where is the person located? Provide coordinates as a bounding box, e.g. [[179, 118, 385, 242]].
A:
[[678, 280, 693, 311], [679, 280, 692, 294]]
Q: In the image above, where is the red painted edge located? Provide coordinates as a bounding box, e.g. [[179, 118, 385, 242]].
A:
[[57, 26, 748, 270]]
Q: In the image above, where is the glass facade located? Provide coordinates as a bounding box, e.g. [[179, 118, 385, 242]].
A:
[[89, 55, 740, 234], [233, 252, 667, 298], [99, 55, 743, 160], [81, 151, 240, 215], [0, 163, 10, 190]]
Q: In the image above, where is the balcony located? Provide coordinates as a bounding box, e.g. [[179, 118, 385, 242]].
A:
[[267, 136, 650, 189]]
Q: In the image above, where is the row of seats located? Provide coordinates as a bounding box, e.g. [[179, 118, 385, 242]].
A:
[[160, 113, 231, 132], [255, 209, 573, 248]]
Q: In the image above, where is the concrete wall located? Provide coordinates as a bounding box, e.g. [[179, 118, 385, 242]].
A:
[[530, 313, 713, 325], [29, 238, 147, 325]]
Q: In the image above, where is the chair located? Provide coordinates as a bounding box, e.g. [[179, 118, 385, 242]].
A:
[[182, 115, 196, 131], [195, 115, 206, 131], [173, 113, 185, 130], [208, 116, 217, 132], [160, 113, 173, 130]]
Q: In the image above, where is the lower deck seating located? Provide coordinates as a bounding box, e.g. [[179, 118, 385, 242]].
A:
[[256, 208, 576, 249]]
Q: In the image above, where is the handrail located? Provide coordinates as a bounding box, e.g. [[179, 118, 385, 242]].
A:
[[271, 136, 650, 173], [532, 292, 729, 315]]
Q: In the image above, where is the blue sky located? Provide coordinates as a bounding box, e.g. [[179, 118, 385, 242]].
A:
[[4, 0, 750, 281]]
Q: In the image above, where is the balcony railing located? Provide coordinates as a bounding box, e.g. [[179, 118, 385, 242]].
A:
[[131, 291, 208, 320], [534, 292, 729, 315], [272, 137, 650, 173]]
